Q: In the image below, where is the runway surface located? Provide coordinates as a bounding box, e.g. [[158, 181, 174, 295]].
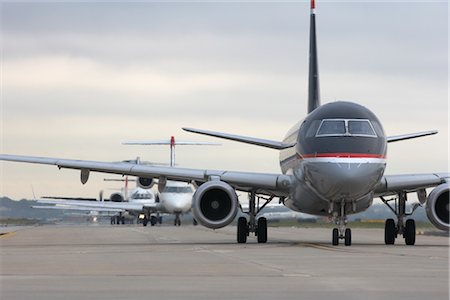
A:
[[1, 225, 449, 300]]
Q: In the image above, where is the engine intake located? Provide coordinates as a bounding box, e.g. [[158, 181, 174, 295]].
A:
[[426, 183, 449, 231], [110, 193, 125, 202], [137, 177, 154, 189], [192, 181, 238, 229]]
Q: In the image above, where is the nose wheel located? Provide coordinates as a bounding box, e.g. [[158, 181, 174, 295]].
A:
[[332, 223, 352, 246], [331, 202, 352, 246]]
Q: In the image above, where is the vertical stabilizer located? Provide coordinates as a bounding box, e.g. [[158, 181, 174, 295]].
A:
[[308, 0, 320, 113]]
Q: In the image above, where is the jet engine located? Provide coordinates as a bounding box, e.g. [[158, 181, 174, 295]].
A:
[[192, 181, 239, 229], [426, 183, 449, 231], [110, 193, 125, 202], [137, 177, 154, 189]]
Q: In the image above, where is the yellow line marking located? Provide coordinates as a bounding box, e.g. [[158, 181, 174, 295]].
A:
[[0, 232, 16, 239]]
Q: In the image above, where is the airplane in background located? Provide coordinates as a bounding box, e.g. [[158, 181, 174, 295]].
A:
[[122, 136, 219, 226], [36, 175, 158, 225], [1, 0, 448, 245], [35, 137, 216, 226]]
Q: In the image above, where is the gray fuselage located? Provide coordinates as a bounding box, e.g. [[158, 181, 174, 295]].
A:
[[280, 101, 387, 217]]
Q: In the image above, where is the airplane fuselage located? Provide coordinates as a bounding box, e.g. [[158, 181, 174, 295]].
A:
[[280, 101, 387, 216]]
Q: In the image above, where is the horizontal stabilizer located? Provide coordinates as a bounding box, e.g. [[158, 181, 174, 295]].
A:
[[183, 128, 296, 150], [122, 140, 220, 146], [387, 130, 438, 143]]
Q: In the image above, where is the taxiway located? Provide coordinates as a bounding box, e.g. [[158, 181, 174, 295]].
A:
[[1, 225, 448, 300]]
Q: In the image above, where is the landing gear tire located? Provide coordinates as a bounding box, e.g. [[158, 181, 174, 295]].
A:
[[121, 216, 125, 225], [257, 217, 267, 244], [110, 217, 115, 225], [143, 217, 148, 227], [116, 216, 121, 225], [332, 228, 339, 246], [404, 219, 416, 245], [150, 216, 157, 226], [237, 217, 248, 244], [385, 218, 396, 245], [344, 228, 352, 246]]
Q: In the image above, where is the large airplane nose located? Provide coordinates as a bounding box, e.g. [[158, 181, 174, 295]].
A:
[[304, 161, 385, 201]]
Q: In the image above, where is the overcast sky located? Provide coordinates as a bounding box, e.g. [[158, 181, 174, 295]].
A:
[[1, 1, 448, 200]]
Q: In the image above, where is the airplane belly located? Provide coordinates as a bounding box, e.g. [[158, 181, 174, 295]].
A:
[[303, 160, 385, 203]]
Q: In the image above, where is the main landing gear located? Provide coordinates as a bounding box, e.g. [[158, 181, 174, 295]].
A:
[[381, 193, 418, 245], [331, 201, 352, 246], [237, 191, 275, 244], [142, 212, 163, 227], [110, 213, 125, 225]]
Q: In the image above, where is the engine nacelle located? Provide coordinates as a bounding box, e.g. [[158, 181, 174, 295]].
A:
[[426, 183, 449, 231], [192, 181, 238, 229], [110, 193, 125, 202], [137, 177, 154, 189]]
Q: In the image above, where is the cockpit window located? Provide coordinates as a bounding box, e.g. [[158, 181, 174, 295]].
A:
[[348, 120, 376, 136], [316, 119, 377, 137], [316, 120, 346, 135]]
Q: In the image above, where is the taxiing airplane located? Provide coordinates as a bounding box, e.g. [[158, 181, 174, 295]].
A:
[[36, 176, 158, 225], [1, 0, 448, 246]]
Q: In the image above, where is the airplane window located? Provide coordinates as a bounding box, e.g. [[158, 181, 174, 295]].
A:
[[317, 120, 346, 136], [348, 120, 376, 136]]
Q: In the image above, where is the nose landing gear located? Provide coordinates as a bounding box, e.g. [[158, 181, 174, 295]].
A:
[[331, 201, 352, 246]]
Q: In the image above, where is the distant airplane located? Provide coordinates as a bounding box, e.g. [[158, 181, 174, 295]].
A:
[[1, 0, 448, 246], [36, 176, 158, 225], [35, 137, 217, 226]]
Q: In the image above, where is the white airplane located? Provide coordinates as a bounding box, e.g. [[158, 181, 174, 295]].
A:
[[1, 0, 448, 246], [36, 137, 214, 226], [123, 136, 218, 226], [36, 176, 158, 225]]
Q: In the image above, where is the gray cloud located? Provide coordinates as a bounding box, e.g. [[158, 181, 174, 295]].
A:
[[1, 1, 448, 199]]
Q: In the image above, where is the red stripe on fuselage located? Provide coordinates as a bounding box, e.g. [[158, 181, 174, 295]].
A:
[[298, 153, 386, 159]]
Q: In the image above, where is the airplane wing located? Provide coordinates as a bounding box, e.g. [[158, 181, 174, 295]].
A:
[[374, 173, 449, 196], [32, 205, 124, 213], [36, 198, 160, 212], [0, 154, 293, 196]]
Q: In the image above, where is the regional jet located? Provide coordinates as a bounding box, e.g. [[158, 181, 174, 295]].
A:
[[1, 0, 448, 246]]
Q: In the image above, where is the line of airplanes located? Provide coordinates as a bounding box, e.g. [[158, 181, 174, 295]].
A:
[[1, 0, 448, 246], [34, 137, 216, 226]]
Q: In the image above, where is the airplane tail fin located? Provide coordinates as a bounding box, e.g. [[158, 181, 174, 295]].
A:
[[308, 0, 320, 113]]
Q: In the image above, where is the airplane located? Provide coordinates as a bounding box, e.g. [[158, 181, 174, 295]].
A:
[[36, 137, 214, 226], [1, 0, 448, 246], [36, 176, 159, 225], [122, 136, 219, 226]]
